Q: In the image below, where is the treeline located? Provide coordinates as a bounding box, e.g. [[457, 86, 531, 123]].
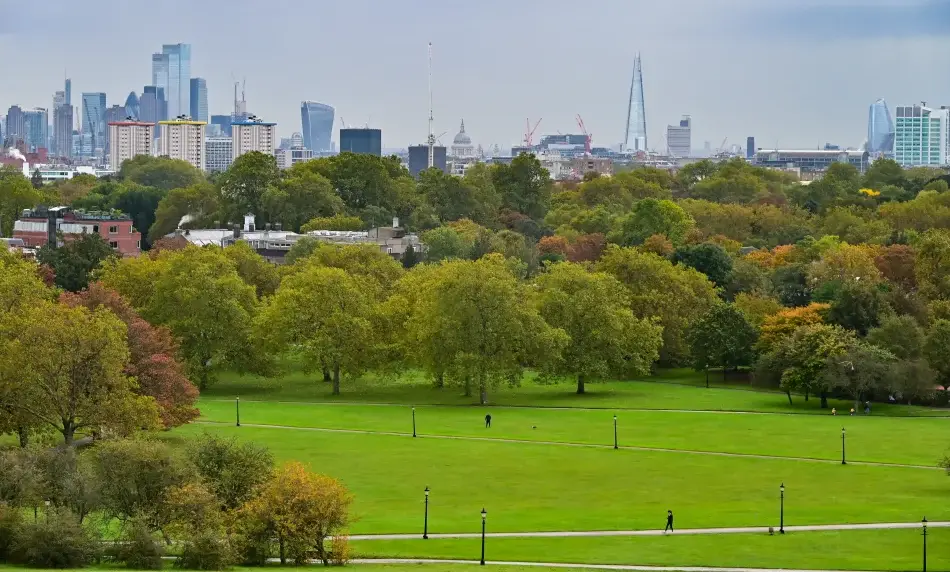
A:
[[0, 435, 351, 569]]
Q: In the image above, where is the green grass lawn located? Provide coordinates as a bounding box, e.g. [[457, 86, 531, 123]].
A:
[[168, 424, 949, 536], [201, 368, 950, 417], [0, 567, 596, 572], [196, 400, 949, 467], [352, 528, 947, 571]]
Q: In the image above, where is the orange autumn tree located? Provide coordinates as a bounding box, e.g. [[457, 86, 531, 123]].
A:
[[758, 303, 830, 352], [239, 462, 352, 566]]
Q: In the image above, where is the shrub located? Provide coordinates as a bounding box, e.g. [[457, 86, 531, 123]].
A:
[[11, 509, 100, 568], [187, 434, 273, 510], [0, 503, 23, 562], [176, 532, 234, 571], [109, 519, 164, 570], [328, 533, 351, 566]]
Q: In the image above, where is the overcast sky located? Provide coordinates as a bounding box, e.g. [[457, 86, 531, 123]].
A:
[[2, 0, 949, 151]]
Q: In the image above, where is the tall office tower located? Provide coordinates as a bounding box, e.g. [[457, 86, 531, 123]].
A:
[[65, 78, 71, 106], [340, 128, 382, 156], [300, 101, 334, 151], [666, 115, 691, 158], [210, 115, 232, 137], [53, 103, 73, 158], [190, 78, 208, 122], [81, 93, 107, 158], [624, 54, 648, 152], [125, 92, 141, 120], [139, 86, 168, 125], [4, 105, 25, 146], [893, 103, 949, 167], [205, 136, 233, 173], [23, 108, 49, 152], [152, 44, 191, 119], [868, 99, 895, 157], [408, 145, 447, 177], [158, 118, 206, 171], [231, 118, 277, 160], [108, 121, 155, 169], [104, 105, 127, 156], [746, 137, 755, 160]]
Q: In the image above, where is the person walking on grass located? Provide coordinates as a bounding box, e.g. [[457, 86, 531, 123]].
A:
[[485, 413, 492, 428], [664, 510, 674, 533]]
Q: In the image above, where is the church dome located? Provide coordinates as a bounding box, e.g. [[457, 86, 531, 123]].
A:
[[453, 120, 472, 146]]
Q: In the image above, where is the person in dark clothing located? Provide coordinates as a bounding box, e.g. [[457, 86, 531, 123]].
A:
[[485, 414, 492, 428], [664, 510, 673, 532]]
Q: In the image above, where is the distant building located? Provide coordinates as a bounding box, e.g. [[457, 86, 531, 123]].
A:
[[340, 128, 382, 156], [103, 105, 127, 157], [666, 115, 691, 158], [205, 136, 233, 173], [450, 120, 475, 158], [158, 119, 206, 171], [23, 108, 48, 152], [210, 115, 232, 137], [52, 104, 73, 158], [13, 207, 141, 257], [231, 117, 277, 160], [867, 99, 895, 157], [4, 105, 25, 146], [124, 92, 140, 120], [290, 132, 304, 148], [893, 103, 949, 167], [569, 156, 613, 178], [407, 145, 447, 177], [108, 121, 155, 170], [754, 149, 871, 174], [746, 136, 755, 160], [153, 44, 191, 119], [624, 53, 648, 152], [300, 101, 334, 152], [139, 86, 167, 125], [81, 93, 107, 157], [276, 146, 314, 169], [190, 78, 208, 122]]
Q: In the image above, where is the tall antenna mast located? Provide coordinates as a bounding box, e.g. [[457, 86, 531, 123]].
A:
[[427, 42, 435, 169]]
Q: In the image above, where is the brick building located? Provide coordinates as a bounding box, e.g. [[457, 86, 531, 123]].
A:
[[13, 207, 142, 257]]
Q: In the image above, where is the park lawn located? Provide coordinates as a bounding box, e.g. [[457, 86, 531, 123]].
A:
[[196, 399, 950, 467], [202, 367, 950, 417], [352, 528, 948, 571], [0, 567, 598, 572], [167, 424, 949, 535]]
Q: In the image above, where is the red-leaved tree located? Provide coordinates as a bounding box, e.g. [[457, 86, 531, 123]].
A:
[[60, 283, 199, 428]]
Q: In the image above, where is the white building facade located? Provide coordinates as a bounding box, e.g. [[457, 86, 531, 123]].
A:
[[158, 119, 206, 171], [206, 136, 233, 173], [894, 104, 950, 167], [231, 119, 277, 161], [108, 121, 155, 169], [276, 146, 313, 169]]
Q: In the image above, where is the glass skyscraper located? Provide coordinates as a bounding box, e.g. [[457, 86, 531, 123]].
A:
[[301, 101, 334, 152], [190, 78, 208, 122], [624, 54, 647, 153], [867, 99, 895, 156], [23, 108, 49, 152], [81, 93, 107, 157], [152, 44, 191, 119], [125, 92, 140, 120], [139, 86, 167, 125], [893, 104, 949, 167]]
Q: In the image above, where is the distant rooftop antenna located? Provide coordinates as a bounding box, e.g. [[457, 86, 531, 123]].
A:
[[427, 42, 435, 169]]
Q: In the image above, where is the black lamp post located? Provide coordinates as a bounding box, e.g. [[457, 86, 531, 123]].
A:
[[413, 407, 417, 438], [236, 397, 241, 427], [423, 487, 429, 539], [779, 483, 785, 534], [480, 508, 487, 566], [841, 427, 846, 465], [922, 517, 928, 572], [613, 415, 618, 450]]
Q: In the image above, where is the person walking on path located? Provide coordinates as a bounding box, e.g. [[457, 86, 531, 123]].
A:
[[864, 401, 871, 415], [485, 414, 492, 428], [664, 510, 674, 533]]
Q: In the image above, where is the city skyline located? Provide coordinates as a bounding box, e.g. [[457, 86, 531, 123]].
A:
[[2, 0, 950, 150]]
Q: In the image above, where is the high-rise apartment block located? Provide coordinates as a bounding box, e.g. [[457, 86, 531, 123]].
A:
[[108, 121, 155, 169], [190, 78, 208, 123], [158, 119, 206, 171], [666, 115, 691, 158], [231, 118, 277, 160], [893, 103, 950, 167], [205, 137, 233, 173]]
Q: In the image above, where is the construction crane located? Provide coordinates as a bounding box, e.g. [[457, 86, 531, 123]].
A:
[[576, 114, 592, 155], [524, 118, 542, 147], [426, 42, 435, 169], [717, 137, 728, 154]]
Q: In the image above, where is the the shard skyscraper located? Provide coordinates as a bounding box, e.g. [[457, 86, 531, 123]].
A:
[[624, 54, 648, 153]]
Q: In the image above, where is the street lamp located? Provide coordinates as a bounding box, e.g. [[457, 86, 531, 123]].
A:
[[779, 484, 785, 534], [423, 487, 429, 539], [480, 508, 487, 566], [613, 415, 618, 450], [44, 499, 50, 524], [841, 427, 846, 465], [236, 397, 241, 427], [413, 407, 417, 438], [922, 517, 928, 572]]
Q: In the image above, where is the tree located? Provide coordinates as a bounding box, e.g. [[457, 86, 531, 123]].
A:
[[419, 168, 486, 223], [925, 319, 950, 389], [491, 153, 553, 220], [672, 242, 734, 287], [771, 264, 812, 307], [536, 263, 662, 394], [688, 304, 758, 381], [30, 168, 42, 189], [825, 281, 887, 336], [0, 166, 42, 236], [187, 434, 274, 510], [867, 315, 925, 360], [238, 462, 351, 566], [36, 232, 118, 292], [148, 182, 220, 243], [220, 151, 281, 221], [733, 293, 782, 328], [567, 233, 607, 262], [421, 226, 471, 262], [223, 241, 281, 299], [287, 242, 404, 297], [4, 301, 160, 444], [303, 153, 409, 214], [618, 198, 694, 246], [60, 283, 199, 429], [862, 158, 906, 191], [256, 265, 377, 395], [757, 302, 830, 352], [756, 324, 855, 407], [597, 246, 719, 365], [874, 244, 917, 292], [263, 168, 343, 232], [402, 244, 420, 268], [807, 244, 882, 289], [300, 214, 364, 232], [914, 229, 950, 300], [118, 155, 205, 192], [821, 340, 895, 407]]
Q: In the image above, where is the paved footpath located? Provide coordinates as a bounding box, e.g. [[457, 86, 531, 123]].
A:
[[351, 558, 886, 572], [349, 521, 948, 541], [197, 421, 940, 471]]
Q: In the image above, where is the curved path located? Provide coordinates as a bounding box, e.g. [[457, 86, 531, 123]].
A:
[[351, 558, 887, 572], [196, 421, 941, 471]]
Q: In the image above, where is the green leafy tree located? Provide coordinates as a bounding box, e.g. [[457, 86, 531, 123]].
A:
[[118, 155, 205, 192], [914, 229, 950, 300], [36, 232, 118, 292], [536, 263, 662, 394], [672, 242, 734, 287], [862, 158, 907, 191], [148, 182, 220, 243], [287, 242, 403, 297], [867, 315, 925, 360], [187, 434, 273, 510], [821, 340, 895, 406], [421, 226, 471, 262], [222, 241, 281, 299], [688, 304, 758, 382], [618, 198, 694, 246], [219, 151, 281, 221], [491, 153, 553, 220], [303, 153, 409, 214], [756, 323, 854, 407], [262, 168, 343, 232], [825, 281, 887, 336], [300, 214, 364, 232], [0, 166, 42, 236], [771, 265, 811, 307], [925, 319, 950, 389]]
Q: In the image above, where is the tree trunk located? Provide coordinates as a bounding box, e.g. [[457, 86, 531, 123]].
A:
[[820, 391, 828, 409], [479, 376, 488, 405], [464, 376, 472, 397], [786, 390, 793, 406], [705, 368, 709, 388], [323, 368, 331, 382], [723, 366, 727, 382], [16, 427, 28, 448], [805, 390, 809, 401], [576, 374, 586, 395], [332, 365, 341, 395], [279, 535, 285, 565], [435, 371, 444, 388], [62, 420, 75, 446]]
